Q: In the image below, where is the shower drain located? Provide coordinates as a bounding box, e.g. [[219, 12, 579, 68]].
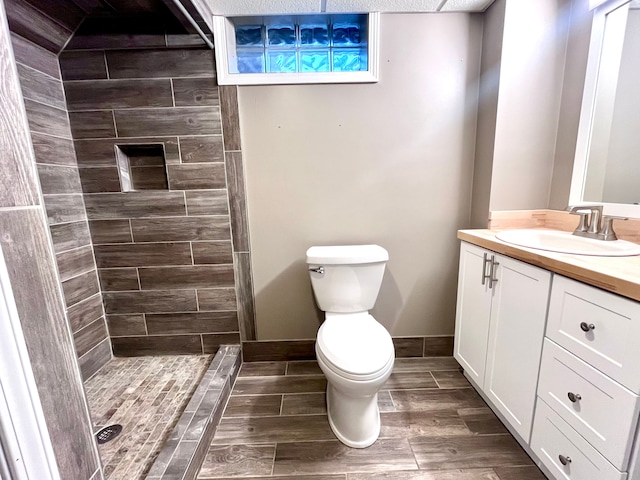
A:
[[95, 424, 123, 444]]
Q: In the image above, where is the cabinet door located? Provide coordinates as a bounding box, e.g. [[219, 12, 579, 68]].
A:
[[484, 254, 551, 442], [454, 242, 493, 387]]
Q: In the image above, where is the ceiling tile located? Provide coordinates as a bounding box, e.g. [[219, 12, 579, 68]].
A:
[[324, 0, 442, 12], [440, 0, 496, 12], [209, 0, 323, 16]]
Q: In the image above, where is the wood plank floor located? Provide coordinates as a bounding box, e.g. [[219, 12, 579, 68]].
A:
[[196, 357, 546, 480]]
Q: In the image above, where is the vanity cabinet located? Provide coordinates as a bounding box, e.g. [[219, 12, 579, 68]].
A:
[[454, 242, 551, 441]]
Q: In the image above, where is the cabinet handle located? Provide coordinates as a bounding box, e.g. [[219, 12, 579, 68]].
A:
[[580, 322, 596, 332], [567, 392, 582, 403], [488, 255, 499, 289], [482, 253, 491, 285], [559, 455, 572, 466]]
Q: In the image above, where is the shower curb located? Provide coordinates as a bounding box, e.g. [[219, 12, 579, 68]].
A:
[[145, 344, 241, 480]]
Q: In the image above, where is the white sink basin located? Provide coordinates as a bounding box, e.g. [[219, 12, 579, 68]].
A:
[[495, 229, 640, 256]]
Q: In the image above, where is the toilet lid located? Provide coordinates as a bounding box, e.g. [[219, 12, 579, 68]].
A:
[[316, 314, 394, 376]]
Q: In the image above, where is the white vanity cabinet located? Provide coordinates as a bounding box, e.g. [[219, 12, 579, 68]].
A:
[[454, 242, 551, 441]]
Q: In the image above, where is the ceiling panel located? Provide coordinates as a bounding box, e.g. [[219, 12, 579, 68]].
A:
[[324, 0, 442, 12], [208, 0, 323, 16], [439, 0, 495, 12]]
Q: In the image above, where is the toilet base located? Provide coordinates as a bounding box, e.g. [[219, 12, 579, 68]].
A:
[[325, 384, 381, 449]]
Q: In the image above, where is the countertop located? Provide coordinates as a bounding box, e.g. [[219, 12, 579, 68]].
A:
[[458, 229, 640, 302]]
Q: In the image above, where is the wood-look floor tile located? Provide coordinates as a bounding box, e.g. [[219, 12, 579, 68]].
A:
[[384, 372, 437, 390], [457, 408, 508, 435], [198, 444, 275, 478], [347, 469, 500, 479], [493, 465, 546, 480], [431, 370, 471, 389], [273, 438, 418, 475], [287, 360, 323, 376], [224, 395, 282, 418], [281, 392, 326, 416], [198, 476, 344, 480], [390, 388, 486, 412], [233, 375, 326, 395], [393, 357, 460, 372], [239, 362, 286, 377], [378, 391, 395, 412], [379, 410, 470, 439], [213, 414, 334, 444], [410, 434, 533, 471]]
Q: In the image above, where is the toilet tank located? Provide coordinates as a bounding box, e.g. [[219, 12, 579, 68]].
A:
[[306, 245, 389, 313]]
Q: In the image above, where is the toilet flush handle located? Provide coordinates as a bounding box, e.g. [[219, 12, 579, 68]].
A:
[[309, 266, 325, 274]]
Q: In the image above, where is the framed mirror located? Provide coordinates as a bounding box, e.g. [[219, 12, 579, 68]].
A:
[[570, 0, 640, 217]]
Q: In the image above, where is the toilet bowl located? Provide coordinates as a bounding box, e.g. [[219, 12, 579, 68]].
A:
[[306, 245, 394, 448]]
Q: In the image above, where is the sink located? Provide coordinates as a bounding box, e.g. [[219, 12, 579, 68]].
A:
[[495, 229, 640, 256]]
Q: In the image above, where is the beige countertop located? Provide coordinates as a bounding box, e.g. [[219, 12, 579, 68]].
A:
[[458, 229, 640, 302]]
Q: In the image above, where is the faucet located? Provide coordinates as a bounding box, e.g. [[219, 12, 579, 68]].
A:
[[567, 205, 627, 241]]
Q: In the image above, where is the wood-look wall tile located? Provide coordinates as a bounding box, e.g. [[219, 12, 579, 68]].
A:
[[239, 362, 286, 377], [69, 111, 116, 139], [74, 137, 180, 166], [67, 293, 104, 332], [98, 268, 139, 291], [65, 79, 174, 111], [168, 163, 226, 190], [179, 136, 223, 163], [31, 132, 77, 166], [203, 332, 241, 353], [225, 151, 249, 252], [38, 165, 82, 195], [186, 190, 229, 216], [242, 340, 316, 362], [89, 219, 132, 243], [173, 78, 219, 107], [0, 208, 100, 478], [197, 288, 237, 311], [103, 290, 197, 314], [192, 241, 233, 264], [165, 34, 210, 47], [130, 166, 167, 190], [15, 0, 84, 32], [84, 191, 186, 219], [17, 63, 65, 109], [11, 34, 60, 79], [138, 265, 234, 290], [62, 269, 100, 307], [106, 314, 146, 336], [73, 317, 108, 357], [114, 107, 220, 137], [66, 18, 166, 50], [4, 0, 73, 53], [79, 337, 111, 381], [111, 335, 202, 356], [59, 50, 107, 80], [50, 221, 91, 253], [424, 336, 455, 357], [106, 49, 215, 79], [78, 166, 121, 193], [131, 216, 230, 242], [44, 194, 86, 224], [235, 252, 256, 341], [393, 337, 424, 358], [219, 85, 240, 151], [146, 312, 238, 335], [94, 242, 192, 268], [24, 99, 72, 138], [56, 245, 95, 282]]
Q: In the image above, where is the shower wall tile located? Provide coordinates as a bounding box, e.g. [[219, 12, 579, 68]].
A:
[[45, 194, 86, 223], [94, 243, 193, 267], [173, 77, 219, 107], [38, 164, 83, 194], [78, 166, 121, 193], [74, 136, 180, 166], [4, 0, 73, 52], [167, 163, 226, 190], [145, 312, 239, 335], [234, 252, 256, 341], [179, 136, 224, 163], [219, 85, 241, 151], [57, 245, 96, 281], [17, 63, 65, 108], [59, 50, 107, 80], [50, 220, 91, 253], [68, 110, 117, 139], [62, 270, 100, 307], [74, 317, 109, 357], [111, 335, 203, 356], [68, 293, 104, 333], [202, 333, 242, 353], [131, 216, 230, 242], [106, 314, 146, 336], [98, 268, 139, 291], [84, 191, 187, 219], [192, 241, 233, 264], [114, 107, 221, 137], [103, 290, 198, 314], [138, 265, 235, 290], [11, 33, 60, 78], [106, 49, 216, 79], [64, 79, 173, 111], [88, 219, 132, 243], [197, 288, 238, 311], [186, 190, 229, 216], [31, 132, 77, 166], [225, 151, 250, 252], [80, 338, 112, 380]]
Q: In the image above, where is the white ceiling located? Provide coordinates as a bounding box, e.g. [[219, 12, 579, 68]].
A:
[[207, 0, 497, 16]]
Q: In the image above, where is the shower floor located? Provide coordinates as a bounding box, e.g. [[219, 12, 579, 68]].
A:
[[85, 354, 212, 479]]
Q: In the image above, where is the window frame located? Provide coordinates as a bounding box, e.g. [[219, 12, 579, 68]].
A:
[[212, 13, 380, 85]]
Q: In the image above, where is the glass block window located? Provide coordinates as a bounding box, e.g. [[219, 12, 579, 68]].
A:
[[232, 15, 368, 74]]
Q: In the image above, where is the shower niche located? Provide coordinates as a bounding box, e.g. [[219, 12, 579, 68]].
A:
[[115, 144, 168, 191]]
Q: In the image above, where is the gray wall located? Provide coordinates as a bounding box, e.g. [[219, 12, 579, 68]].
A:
[[240, 13, 483, 340]]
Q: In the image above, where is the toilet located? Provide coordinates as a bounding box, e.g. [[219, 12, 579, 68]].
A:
[[306, 244, 394, 448]]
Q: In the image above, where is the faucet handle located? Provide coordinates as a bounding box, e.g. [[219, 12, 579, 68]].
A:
[[567, 206, 591, 233], [599, 216, 628, 241]]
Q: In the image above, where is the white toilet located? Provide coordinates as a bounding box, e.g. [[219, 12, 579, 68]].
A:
[[306, 244, 394, 448]]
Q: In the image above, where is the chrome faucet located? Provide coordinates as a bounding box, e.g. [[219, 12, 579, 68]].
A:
[[567, 205, 627, 241]]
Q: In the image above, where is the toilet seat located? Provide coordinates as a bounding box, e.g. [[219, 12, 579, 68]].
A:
[[316, 313, 394, 381]]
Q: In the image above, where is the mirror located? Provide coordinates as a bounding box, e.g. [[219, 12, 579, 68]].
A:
[[570, 0, 640, 217]]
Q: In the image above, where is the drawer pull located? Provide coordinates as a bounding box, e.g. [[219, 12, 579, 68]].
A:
[[567, 392, 582, 402], [579, 322, 596, 332], [559, 455, 572, 466]]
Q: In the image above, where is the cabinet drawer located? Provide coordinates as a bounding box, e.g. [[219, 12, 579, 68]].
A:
[[538, 339, 640, 470], [531, 399, 627, 480], [546, 275, 640, 393]]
